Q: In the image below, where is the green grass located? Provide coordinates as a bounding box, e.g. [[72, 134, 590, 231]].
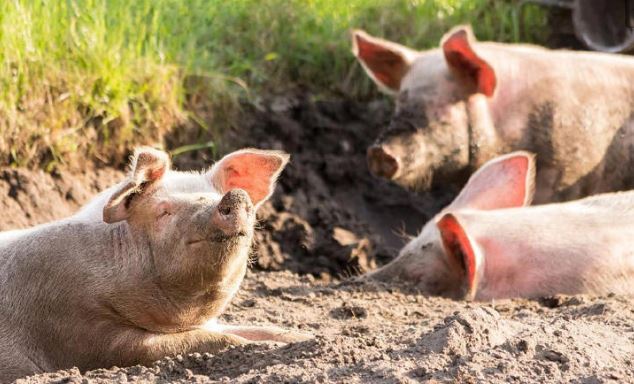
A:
[[0, 0, 548, 169]]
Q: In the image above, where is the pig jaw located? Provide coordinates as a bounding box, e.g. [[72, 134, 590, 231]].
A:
[[109, 232, 252, 335]]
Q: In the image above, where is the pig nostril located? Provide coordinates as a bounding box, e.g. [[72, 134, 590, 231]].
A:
[[367, 145, 399, 179]]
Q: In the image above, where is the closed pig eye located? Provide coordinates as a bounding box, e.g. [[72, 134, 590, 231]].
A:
[[156, 202, 173, 219]]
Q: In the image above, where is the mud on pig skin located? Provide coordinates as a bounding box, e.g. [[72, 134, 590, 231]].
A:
[[354, 25, 634, 203], [0, 147, 311, 383], [367, 151, 634, 300]]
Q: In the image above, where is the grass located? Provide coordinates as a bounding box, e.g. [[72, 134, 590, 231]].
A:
[[0, 0, 548, 169]]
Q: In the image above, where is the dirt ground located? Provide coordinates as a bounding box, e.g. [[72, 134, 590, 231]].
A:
[[3, 96, 634, 383]]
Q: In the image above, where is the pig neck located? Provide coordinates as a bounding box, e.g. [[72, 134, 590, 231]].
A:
[[107, 222, 246, 333], [0, 220, 241, 334], [466, 93, 499, 170]]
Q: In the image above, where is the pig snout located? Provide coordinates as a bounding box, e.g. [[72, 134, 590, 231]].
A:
[[367, 145, 400, 179], [211, 189, 253, 238]]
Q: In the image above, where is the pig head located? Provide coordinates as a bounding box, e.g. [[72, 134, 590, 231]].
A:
[[367, 151, 535, 299], [0, 147, 310, 382], [353, 26, 634, 202], [368, 151, 634, 300]]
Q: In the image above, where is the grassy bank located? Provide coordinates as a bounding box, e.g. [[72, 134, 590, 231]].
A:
[[0, 0, 547, 169]]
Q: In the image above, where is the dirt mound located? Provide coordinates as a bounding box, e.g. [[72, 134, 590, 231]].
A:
[[0, 167, 122, 230], [21, 271, 634, 383]]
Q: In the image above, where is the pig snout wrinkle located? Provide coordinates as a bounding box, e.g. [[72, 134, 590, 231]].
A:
[[367, 145, 400, 179], [211, 189, 253, 239]]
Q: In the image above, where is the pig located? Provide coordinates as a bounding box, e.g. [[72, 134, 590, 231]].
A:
[[367, 151, 634, 300], [0, 147, 310, 382], [353, 25, 634, 203]]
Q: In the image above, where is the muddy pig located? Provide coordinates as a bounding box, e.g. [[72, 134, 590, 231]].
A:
[[353, 26, 634, 203], [367, 151, 634, 300], [0, 147, 310, 382]]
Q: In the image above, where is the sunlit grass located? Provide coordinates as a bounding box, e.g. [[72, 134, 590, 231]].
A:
[[0, 0, 547, 168]]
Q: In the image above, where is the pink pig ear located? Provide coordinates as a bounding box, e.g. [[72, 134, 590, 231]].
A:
[[449, 151, 536, 211], [208, 149, 290, 207], [103, 147, 170, 223], [437, 213, 479, 300], [352, 29, 417, 94], [441, 26, 496, 97]]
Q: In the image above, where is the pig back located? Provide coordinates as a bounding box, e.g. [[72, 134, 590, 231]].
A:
[[480, 44, 634, 202]]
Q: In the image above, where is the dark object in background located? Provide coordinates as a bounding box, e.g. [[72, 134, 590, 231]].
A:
[[574, 0, 634, 53], [522, 0, 634, 53]]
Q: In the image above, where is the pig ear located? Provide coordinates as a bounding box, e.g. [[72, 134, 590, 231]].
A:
[[352, 29, 417, 94], [437, 213, 480, 300], [103, 147, 170, 223], [441, 26, 496, 97], [208, 149, 290, 208], [448, 151, 535, 211]]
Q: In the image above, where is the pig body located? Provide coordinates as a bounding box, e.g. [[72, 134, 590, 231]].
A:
[[368, 152, 634, 300], [449, 197, 634, 300], [0, 148, 308, 382], [355, 26, 634, 203]]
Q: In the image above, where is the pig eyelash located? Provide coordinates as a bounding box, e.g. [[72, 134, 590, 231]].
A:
[[157, 210, 172, 219]]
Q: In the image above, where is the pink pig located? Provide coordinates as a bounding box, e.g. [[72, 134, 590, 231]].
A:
[[353, 26, 634, 203], [368, 151, 634, 300]]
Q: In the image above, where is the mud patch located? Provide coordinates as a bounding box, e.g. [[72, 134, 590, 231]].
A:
[[0, 167, 122, 230]]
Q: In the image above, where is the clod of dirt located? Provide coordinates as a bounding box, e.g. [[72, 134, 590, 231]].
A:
[[330, 304, 368, 320], [540, 349, 570, 364], [419, 307, 523, 355]]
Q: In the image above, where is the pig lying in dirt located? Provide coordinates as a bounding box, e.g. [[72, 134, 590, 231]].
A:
[[353, 26, 634, 203], [368, 151, 634, 300], [0, 147, 310, 382]]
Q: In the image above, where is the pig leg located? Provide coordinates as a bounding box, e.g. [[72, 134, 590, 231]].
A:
[[125, 329, 248, 365], [218, 325, 313, 343], [0, 328, 51, 382], [200, 319, 312, 343], [0, 353, 46, 382]]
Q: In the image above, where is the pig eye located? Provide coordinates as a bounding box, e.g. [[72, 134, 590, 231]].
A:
[[158, 210, 171, 219], [156, 202, 173, 219]]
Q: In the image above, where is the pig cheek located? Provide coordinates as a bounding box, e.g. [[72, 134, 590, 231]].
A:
[[150, 214, 182, 247], [417, 246, 461, 296]]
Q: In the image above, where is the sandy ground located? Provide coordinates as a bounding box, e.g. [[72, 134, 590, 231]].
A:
[[18, 271, 634, 383], [3, 96, 634, 383]]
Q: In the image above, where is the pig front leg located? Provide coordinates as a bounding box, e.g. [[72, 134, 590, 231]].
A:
[[0, 352, 48, 383], [218, 325, 313, 343], [124, 329, 248, 365], [200, 319, 313, 343]]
